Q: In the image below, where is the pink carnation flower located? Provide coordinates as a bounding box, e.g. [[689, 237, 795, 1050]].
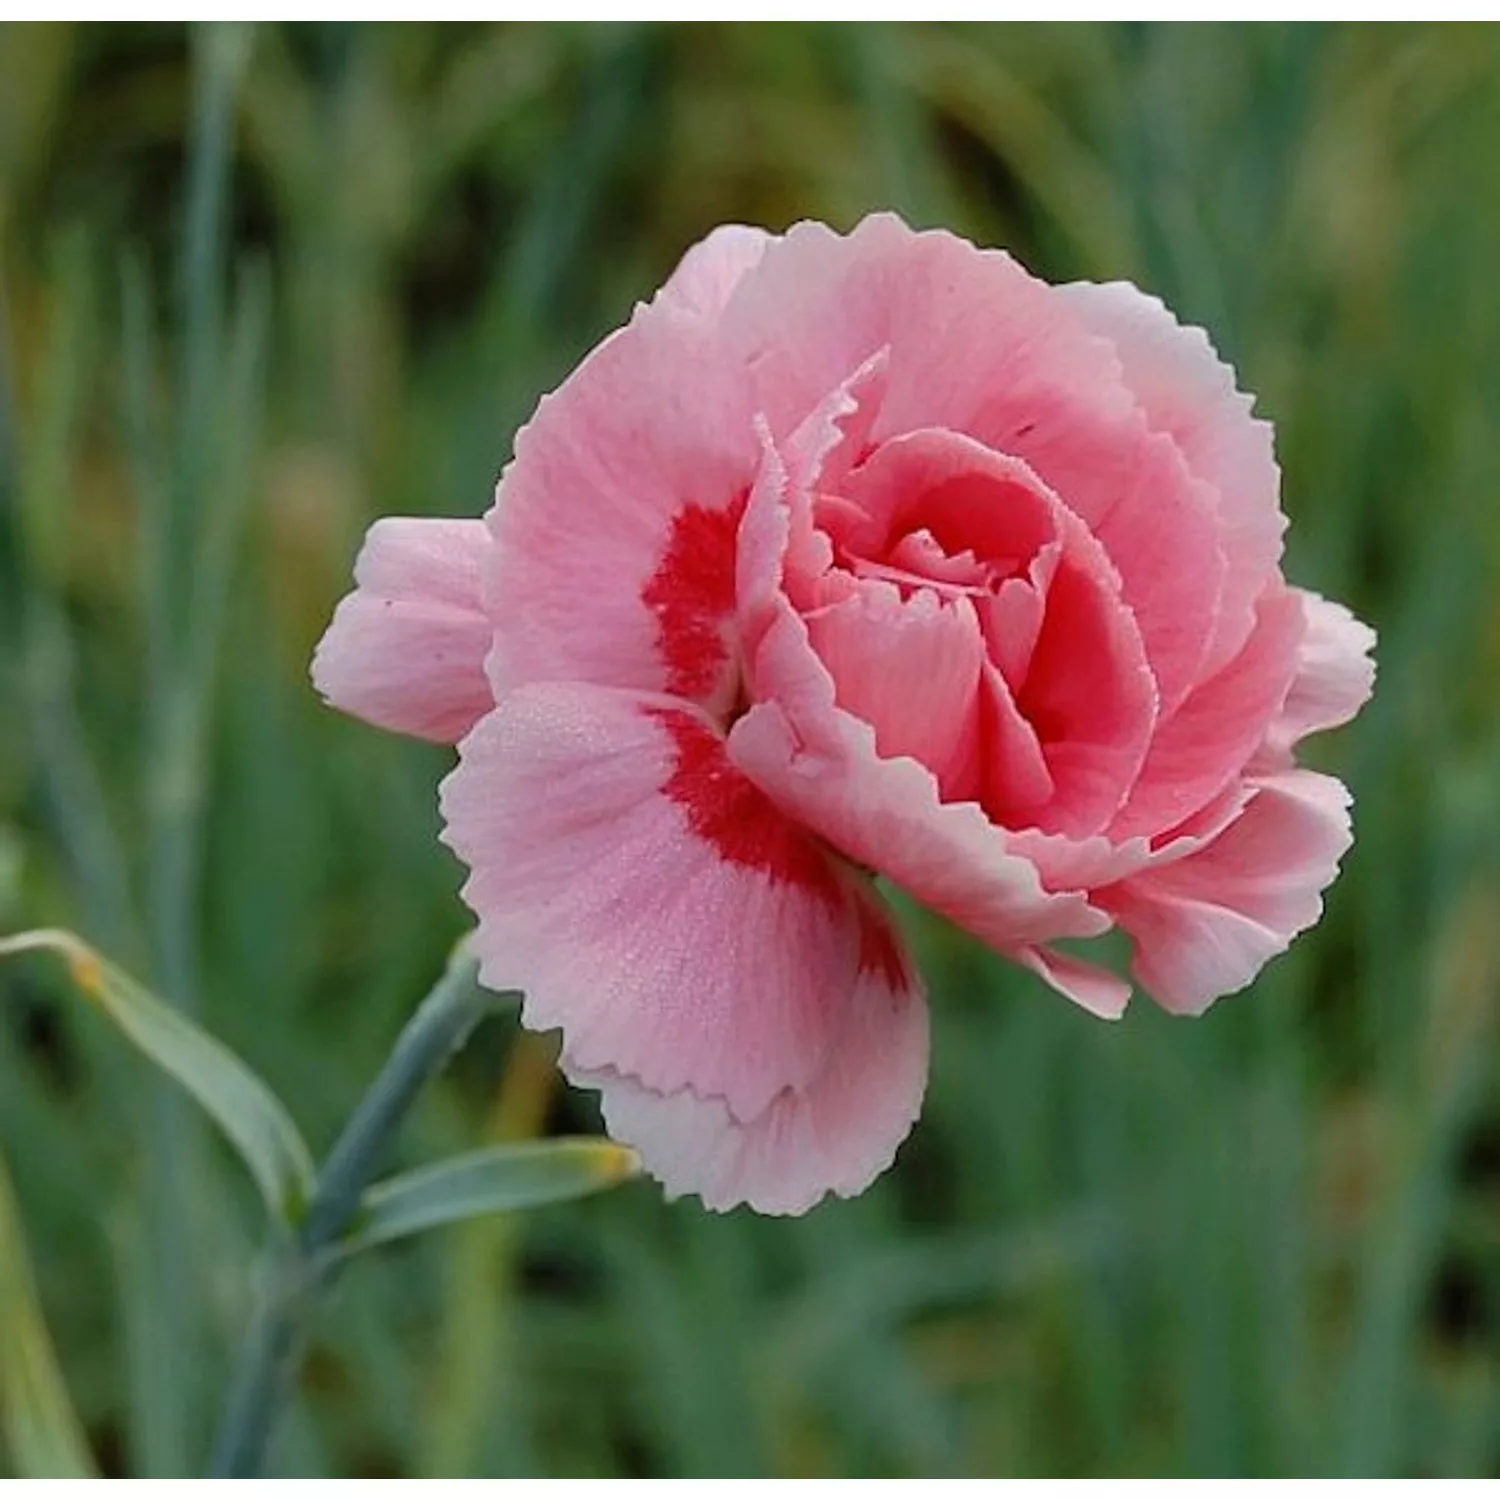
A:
[[313, 214, 1375, 1215]]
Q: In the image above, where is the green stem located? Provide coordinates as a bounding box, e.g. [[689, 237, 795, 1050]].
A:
[[208, 945, 493, 1478]]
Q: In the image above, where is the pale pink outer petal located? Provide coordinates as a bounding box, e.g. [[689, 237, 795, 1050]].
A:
[[310, 517, 494, 744], [716, 215, 1143, 500], [657, 224, 776, 321], [1263, 588, 1377, 760], [1058, 278, 1285, 676], [1098, 769, 1355, 1015], [439, 680, 928, 1136], [566, 961, 929, 1215], [484, 298, 757, 701]]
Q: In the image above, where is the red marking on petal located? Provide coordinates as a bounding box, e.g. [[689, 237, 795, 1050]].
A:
[[642, 491, 749, 702], [654, 706, 840, 897], [654, 707, 909, 987], [855, 901, 914, 990]]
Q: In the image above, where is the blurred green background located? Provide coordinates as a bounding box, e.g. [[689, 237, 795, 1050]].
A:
[[1, 20, 1498, 1479]]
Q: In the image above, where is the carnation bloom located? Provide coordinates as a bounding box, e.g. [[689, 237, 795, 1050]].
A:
[[312, 214, 1375, 1215]]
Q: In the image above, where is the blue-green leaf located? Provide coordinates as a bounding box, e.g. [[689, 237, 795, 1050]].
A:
[[0, 929, 313, 1221], [334, 1139, 640, 1261]]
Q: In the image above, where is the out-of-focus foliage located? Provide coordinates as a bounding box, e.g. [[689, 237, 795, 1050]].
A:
[[1, 20, 1497, 1478]]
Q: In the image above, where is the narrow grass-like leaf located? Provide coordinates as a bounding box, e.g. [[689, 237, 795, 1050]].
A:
[[0, 1147, 97, 1478], [120, 250, 170, 710], [0, 930, 313, 1221], [11, 242, 137, 959], [189, 256, 271, 704], [334, 1139, 639, 1261], [134, 30, 255, 1472]]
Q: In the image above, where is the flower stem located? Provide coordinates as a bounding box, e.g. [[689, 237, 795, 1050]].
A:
[[209, 943, 497, 1478]]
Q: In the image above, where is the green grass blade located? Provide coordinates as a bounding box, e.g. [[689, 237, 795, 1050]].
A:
[[0, 1147, 97, 1478], [9, 240, 137, 957], [189, 256, 272, 702], [135, 29, 255, 1473]]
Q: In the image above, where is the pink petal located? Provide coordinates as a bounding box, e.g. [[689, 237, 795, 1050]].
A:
[[839, 428, 1058, 568], [716, 214, 1141, 497], [753, 352, 891, 623], [977, 661, 1055, 819], [981, 556, 1052, 691], [1100, 769, 1355, 1015], [833, 428, 1159, 837], [1006, 827, 1153, 894], [566, 963, 929, 1215], [1264, 588, 1377, 760], [311, 517, 494, 744], [485, 296, 757, 711], [730, 600, 1110, 955], [1014, 945, 1132, 1019], [1058, 279, 1285, 676], [1086, 429, 1226, 718], [657, 224, 774, 322], [734, 419, 794, 661], [1017, 540, 1158, 835], [716, 215, 1224, 716], [803, 582, 984, 801], [439, 682, 927, 1133], [1110, 581, 1306, 841], [1008, 779, 1256, 900], [784, 347, 890, 502]]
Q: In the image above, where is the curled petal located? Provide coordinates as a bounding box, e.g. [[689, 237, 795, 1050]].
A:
[[1008, 780, 1255, 899], [1110, 582, 1306, 840], [839, 426, 1059, 566], [783, 347, 891, 502], [1100, 769, 1355, 1015], [981, 558, 1052, 691], [1263, 588, 1377, 761], [1014, 944, 1133, 1020], [311, 517, 494, 744]]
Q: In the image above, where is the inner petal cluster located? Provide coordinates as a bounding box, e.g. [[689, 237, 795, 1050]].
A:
[[770, 414, 1159, 842]]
